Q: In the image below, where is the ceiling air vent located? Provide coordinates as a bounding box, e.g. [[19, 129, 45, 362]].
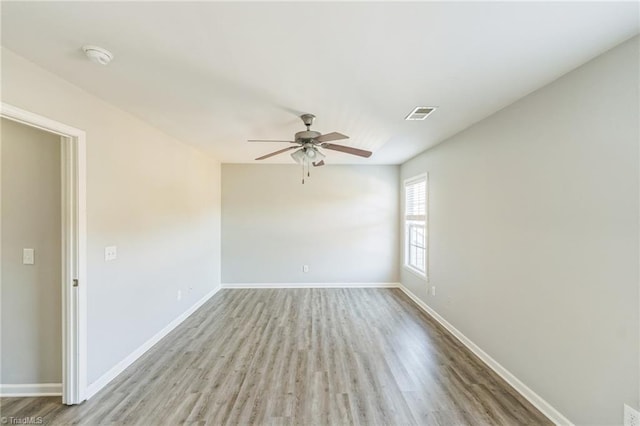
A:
[[405, 106, 437, 121]]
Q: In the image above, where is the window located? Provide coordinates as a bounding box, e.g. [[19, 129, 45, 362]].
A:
[[404, 174, 427, 278]]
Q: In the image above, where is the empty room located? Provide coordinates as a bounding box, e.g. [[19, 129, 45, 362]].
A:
[[0, 2, 638, 425]]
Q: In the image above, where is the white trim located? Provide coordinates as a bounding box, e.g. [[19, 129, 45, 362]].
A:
[[85, 286, 221, 399], [396, 283, 573, 426], [403, 264, 428, 281], [403, 173, 428, 187], [0, 383, 62, 397], [1, 103, 87, 405], [221, 282, 400, 289], [0, 104, 83, 137]]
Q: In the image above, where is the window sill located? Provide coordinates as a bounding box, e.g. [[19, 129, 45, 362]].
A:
[[404, 265, 429, 282]]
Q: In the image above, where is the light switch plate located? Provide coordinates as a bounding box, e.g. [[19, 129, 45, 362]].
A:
[[23, 248, 35, 265], [105, 246, 117, 262]]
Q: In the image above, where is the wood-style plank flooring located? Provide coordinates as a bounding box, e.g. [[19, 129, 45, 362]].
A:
[[1, 288, 552, 425]]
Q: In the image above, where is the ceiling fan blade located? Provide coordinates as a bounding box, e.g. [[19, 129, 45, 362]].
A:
[[321, 143, 372, 158], [255, 146, 298, 160], [248, 139, 296, 143], [312, 160, 325, 167], [315, 132, 349, 143]]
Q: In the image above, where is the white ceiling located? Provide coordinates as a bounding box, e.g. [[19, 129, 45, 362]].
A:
[[2, 2, 638, 164]]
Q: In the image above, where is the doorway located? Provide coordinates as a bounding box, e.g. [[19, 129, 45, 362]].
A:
[[0, 103, 87, 404]]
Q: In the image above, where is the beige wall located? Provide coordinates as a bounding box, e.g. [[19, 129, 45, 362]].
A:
[[1, 48, 222, 385], [400, 36, 639, 424], [1, 118, 62, 384], [222, 164, 399, 284]]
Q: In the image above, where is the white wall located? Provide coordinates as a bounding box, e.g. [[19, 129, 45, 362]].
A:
[[1, 119, 62, 385], [222, 164, 399, 284], [400, 36, 639, 425], [1, 48, 222, 385]]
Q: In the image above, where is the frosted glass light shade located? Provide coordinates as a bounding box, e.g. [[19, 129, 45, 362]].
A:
[[291, 149, 306, 164], [291, 146, 325, 164]]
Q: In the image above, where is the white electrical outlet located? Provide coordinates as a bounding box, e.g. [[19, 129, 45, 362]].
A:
[[303, 265, 309, 273], [431, 286, 436, 296], [625, 404, 640, 426], [177, 290, 182, 301], [104, 246, 117, 262]]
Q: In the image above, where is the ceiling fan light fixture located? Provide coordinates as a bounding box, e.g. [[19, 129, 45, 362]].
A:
[[312, 147, 325, 161], [291, 148, 306, 164], [305, 147, 316, 158]]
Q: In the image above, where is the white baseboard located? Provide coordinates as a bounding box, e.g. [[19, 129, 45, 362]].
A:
[[85, 285, 221, 399], [0, 383, 62, 397], [396, 283, 573, 426], [221, 282, 400, 289]]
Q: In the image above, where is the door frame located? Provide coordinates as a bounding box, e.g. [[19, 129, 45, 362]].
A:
[[1, 103, 87, 404]]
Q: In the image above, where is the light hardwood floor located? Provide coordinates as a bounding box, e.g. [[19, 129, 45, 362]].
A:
[[1, 288, 552, 425]]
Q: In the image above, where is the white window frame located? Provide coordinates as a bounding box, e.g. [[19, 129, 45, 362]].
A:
[[403, 173, 428, 280]]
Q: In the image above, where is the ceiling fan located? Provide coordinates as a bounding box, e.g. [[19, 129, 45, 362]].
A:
[[249, 114, 372, 169]]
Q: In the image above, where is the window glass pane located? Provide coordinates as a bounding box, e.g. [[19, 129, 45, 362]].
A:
[[405, 180, 426, 217], [407, 223, 425, 273], [404, 175, 427, 277]]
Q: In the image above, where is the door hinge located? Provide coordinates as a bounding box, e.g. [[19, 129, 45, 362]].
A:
[[73, 279, 79, 287]]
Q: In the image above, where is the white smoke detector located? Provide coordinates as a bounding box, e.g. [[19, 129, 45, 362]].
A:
[[82, 45, 113, 65]]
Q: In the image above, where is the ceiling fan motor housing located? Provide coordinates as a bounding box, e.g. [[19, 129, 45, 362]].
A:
[[295, 130, 322, 141]]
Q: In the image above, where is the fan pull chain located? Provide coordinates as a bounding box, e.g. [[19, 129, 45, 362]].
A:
[[300, 160, 314, 184]]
